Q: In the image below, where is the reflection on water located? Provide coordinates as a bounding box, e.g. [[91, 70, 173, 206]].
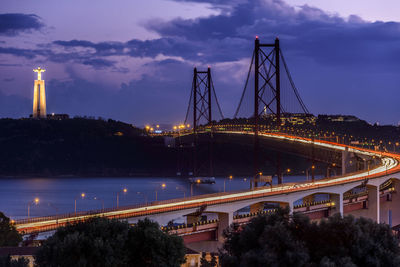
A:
[[0, 175, 319, 219]]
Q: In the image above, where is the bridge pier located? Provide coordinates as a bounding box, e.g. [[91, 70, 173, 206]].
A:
[[381, 179, 400, 226], [217, 212, 233, 242], [366, 185, 380, 223], [330, 193, 343, 216], [280, 202, 294, 215], [342, 148, 349, 175]]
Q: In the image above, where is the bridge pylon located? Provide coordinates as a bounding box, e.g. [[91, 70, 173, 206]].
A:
[[183, 67, 224, 177], [254, 37, 282, 187]]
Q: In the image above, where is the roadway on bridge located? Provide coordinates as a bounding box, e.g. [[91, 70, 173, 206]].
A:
[[15, 131, 400, 233]]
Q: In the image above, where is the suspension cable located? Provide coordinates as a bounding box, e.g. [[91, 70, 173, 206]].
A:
[[184, 79, 194, 125], [210, 76, 224, 120], [280, 49, 310, 114], [234, 50, 255, 118]]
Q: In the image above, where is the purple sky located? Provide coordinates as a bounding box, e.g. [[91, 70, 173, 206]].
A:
[[1, 0, 400, 126]]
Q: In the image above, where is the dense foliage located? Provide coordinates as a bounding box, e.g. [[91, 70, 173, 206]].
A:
[[0, 118, 175, 176], [0, 212, 22, 247], [200, 252, 218, 267], [0, 256, 28, 267], [220, 208, 400, 267], [35, 217, 186, 267], [0, 118, 314, 177]]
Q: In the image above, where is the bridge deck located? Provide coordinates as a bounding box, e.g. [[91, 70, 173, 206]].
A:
[[14, 131, 400, 234]]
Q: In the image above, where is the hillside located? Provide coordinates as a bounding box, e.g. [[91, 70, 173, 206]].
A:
[[0, 118, 316, 177]]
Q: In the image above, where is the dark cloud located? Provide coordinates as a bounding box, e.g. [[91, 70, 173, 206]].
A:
[[82, 58, 115, 68], [2, 78, 15, 82], [146, 0, 400, 66], [0, 47, 39, 59], [46, 0, 400, 67], [44, 60, 195, 124], [0, 13, 44, 36]]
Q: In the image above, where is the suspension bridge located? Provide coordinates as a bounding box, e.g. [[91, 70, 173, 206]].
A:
[[13, 37, 400, 245]]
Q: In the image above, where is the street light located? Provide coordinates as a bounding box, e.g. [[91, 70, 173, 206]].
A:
[[224, 175, 233, 192], [175, 186, 186, 198], [75, 193, 85, 215], [27, 198, 39, 219], [156, 183, 166, 201], [93, 196, 105, 212], [116, 188, 128, 208]]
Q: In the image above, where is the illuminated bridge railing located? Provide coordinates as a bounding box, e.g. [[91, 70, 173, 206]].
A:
[[15, 169, 390, 228], [15, 132, 399, 232], [162, 124, 400, 154]]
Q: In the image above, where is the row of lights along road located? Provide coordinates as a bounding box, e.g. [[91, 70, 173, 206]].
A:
[[26, 184, 168, 218], [145, 124, 191, 132], [26, 170, 324, 219]]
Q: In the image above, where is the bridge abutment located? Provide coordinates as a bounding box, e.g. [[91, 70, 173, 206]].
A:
[[366, 185, 380, 223], [217, 212, 233, 242], [380, 179, 400, 226], [330, 193, 343, 216]]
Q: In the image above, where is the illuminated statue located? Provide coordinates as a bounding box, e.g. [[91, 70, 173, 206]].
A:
[[33, 67, 47, 118]]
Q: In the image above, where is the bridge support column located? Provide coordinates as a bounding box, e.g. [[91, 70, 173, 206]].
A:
[[281, 202, 294, 214], [381, 179, 400, 226], [342, 148, 349, 175], [331, 193, 343, 217], [217, 212, 233, 242], [367, 185, 380, 223], [250, 202, 264, 213]]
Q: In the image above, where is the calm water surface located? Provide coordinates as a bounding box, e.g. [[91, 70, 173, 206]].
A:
[[0, 175, 318, 220]]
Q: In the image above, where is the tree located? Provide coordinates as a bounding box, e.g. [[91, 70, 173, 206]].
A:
[[35, 217, 186, 267], [35, 217, 130, 267], [0, 256, 29, 267], [0, 212, 22, 246], [220, 208, 400, 267], [200, 252, 217, 267], [123, 218, 186, 267]]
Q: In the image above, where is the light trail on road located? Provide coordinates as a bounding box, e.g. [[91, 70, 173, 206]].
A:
[[15, 131, 400, 233]]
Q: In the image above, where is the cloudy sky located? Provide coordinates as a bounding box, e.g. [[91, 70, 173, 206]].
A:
[[1, 0, 400, 126]]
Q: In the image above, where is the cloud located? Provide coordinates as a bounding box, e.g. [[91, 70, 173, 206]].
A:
[[45, 0, 400, 68], [43, 59, 195, 124], [146, 0, 400, 67], [0, 13, 44, 36], [2, 0, 400, 124]]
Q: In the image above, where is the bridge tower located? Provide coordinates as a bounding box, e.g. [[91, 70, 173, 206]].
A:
[[183, 67, 224, 178], [193, 67, 212, 177], [254, 37, 282, 186]]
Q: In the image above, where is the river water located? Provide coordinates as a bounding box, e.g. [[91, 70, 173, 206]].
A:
[[0, 175, 318, 220]]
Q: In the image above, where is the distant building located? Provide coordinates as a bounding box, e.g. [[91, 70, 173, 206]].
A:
[[32, 67, 47, 119], [318, 115, 360, 122], [0, 247, 38, 267], [262, 113, 316, 126], [46, 113, 69, 120]]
